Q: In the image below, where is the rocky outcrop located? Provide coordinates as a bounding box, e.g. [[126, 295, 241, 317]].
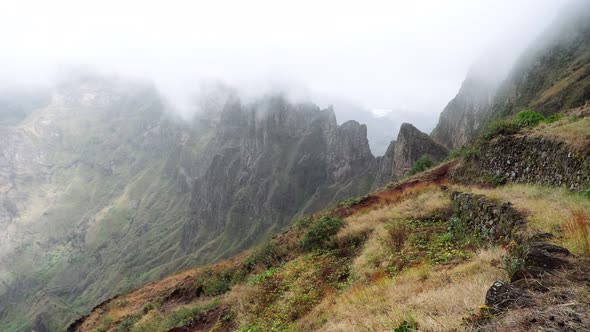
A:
[[373, 140, 396, 188], [431, 76, 498, 150], [181, 96, 377, 259], [327, 120, 374, 183], [393, 123, 448, 179], [451, 192, 525, 243], [485, 280, 532, 314], [475, 135, 590, 191], [372, 123, 450, 188], [512, 243, 571, 282]]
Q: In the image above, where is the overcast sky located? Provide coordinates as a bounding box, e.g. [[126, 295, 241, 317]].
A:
[[0, 0, 568, 121]]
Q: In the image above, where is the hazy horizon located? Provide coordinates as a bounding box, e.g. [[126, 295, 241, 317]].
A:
[[0, 0, 574, 154]]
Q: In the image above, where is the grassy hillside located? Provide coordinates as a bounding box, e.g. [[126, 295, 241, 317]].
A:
[[70, 109, 590, 331], [0, 79, 210, 331]]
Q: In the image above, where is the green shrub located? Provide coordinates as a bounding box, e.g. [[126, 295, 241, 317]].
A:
[[201, 276, 231, 296], [546, 113, 563, 123], [300, 216, 344, 251], [294, 216, 313, 230], [386, 220, 409, 251], [513, 110, 545, 127], [245, 242, 284, 270], [483, 110, 547, 141], [449, 145, 480, 160], [338, 197, 362, 208], [166, 299, 219, 329], [491, 175, 507, 187], [394, 320, 419, 332], [117, 314, 142, 332], [483, 120, 520, 140], [583, 188, 590, 199], [142, 302, 156, 314], [407, 155, 434, 176]]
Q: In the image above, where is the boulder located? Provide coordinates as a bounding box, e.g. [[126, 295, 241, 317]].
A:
[[485, 280, 532, 313]]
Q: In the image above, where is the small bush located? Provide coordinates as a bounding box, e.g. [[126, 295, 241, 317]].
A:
[[513, 110, 545, 127], [245, 242, 285, 270], [166, 300, 219, 329], [117, 314, 142, 332], [448, 145, 480, 160], [294, 216, 313, 230], [483, 110, 546, 140], [546, 113, 563, 123], [386, 220, 409, 251], [491, 175, 507, 187], [502, 242, 526, 279], [394, 320, 419, 332], [447, 216, 465, 240], [142, 302, 155, 314], [407, 155, 434, 176], [483, 120, 520, 140], [202, 276, 231, 296], [300, 216, 344, 251], [338, 197, 362, 208]]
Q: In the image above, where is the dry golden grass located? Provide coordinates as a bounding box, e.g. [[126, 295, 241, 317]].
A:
[[295, 248, 506, 332], [340, 186, 449, 281], [563, 209, 590, 256], [527, 105, 590, 152], [451, 184, 590, 255]]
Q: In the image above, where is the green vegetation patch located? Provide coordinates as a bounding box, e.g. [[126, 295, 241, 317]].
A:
[[300, 216, 344, 251], [239, 253, 350, 331], [513, 110, 546, 127], [383, 212, 475, 274], [407, 155, 434, 176], [131, 299, 220, 331]]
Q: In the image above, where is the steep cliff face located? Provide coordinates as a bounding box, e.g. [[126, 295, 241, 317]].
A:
[[373, 140, 396, 188], [432, 1, 590, 148], [372, 124, 449, 187], [393, 123, 448, 179], [430, 75, 498, 149], [0, 76, 205, 331], [180, 98, 376, 263], [0, 72, 447, 330], [2, 77, 428, 330], [491, 9, 590, 118]]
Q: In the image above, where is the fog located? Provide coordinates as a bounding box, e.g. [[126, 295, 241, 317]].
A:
[[0, 0, 570, 153]]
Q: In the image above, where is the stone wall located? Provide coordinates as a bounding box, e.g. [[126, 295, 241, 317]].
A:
[[451, 191, 525, 243], [474, 135, 589, 191]]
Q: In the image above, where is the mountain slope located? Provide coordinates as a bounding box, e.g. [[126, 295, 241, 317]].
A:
[[431, 1, 590, 149], [68, 110, 590, 331], [0, 75, 444, 331]]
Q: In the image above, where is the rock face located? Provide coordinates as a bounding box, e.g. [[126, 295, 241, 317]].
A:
[[451, 192, 525, 243], [372, 123, 449, 187], [431, 2, 590, 149], [473, 135, 590, 192], [492, 2, 590, 118], [512, 243, 571, 282], [373, 140, 396, 188], [0, 76, 447, 330], [392, 123, 448, 179], [181, 98, 376, 258], [431, 76, 498, 150]]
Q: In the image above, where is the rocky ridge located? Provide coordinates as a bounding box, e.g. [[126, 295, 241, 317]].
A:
[[0, 76, 445, 330]]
